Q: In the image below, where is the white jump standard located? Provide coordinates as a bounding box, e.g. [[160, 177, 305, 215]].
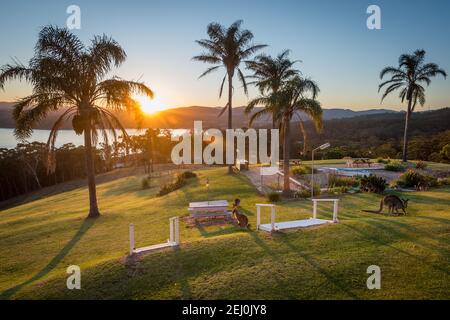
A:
[[129, 216, 180, 255], [256, 199, 339, 232]]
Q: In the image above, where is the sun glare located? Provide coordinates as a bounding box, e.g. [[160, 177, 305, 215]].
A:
[[134, 94, 167, 115]]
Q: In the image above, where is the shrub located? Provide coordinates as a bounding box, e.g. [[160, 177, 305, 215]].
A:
[[292, 165, 316, 175], [179, 171, 197, 179], [415, 161, 428, 170], [360, 174, 387, 193], [267, 192, 281, 202], [294, 186, 321, 198], [158, 173, 189, 196], [397, 170, 437, 190], [328, 174, 358, 188], [437, 177, 450, 186], [384, 160, 406, 172], [377, 157, 391, 164], [328, 186, 348, 194], [141, 177, 150, 189]]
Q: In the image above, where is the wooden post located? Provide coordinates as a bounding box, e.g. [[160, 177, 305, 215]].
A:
[[129, 224, 134, 255], [313, 200, 317, 219], [333, 200, 339, 222], [271, 206, 275, 231]]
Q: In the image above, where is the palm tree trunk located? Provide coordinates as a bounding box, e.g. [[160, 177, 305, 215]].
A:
[[227, 71, 233, 174], [84, 125, 100, 218], [282, 119, 291, 195], [402, 99, 413, 162], [299, 118, 307, 156]]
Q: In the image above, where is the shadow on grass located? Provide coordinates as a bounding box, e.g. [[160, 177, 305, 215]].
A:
[[381, 218, 450, 247], [278, 233, 360, 300], [342, 221, 449, 276], [248, 232, 297, 299], [0, 218, 95, 299], [362, 219, 450, 259], [197, 224, 242, 238], [173, 247, 192, 299], [415, 216, 450, 226]]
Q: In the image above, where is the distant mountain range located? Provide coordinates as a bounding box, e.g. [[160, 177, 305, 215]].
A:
[[0, 101, 402, 129]]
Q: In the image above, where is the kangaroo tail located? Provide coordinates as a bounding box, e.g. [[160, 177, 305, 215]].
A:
[[362, 210, 381, 214], [363, 199, 383, 214]]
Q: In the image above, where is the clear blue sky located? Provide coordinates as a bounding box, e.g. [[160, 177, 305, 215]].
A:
[[0, 0, 449, 111]]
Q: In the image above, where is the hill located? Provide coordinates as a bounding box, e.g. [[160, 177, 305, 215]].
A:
[[0, 101, 398, 129]]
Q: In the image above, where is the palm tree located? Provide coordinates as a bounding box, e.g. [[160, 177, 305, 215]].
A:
[[247, 76, 323, 194], [246, 50, 299, 128], [193, 20, 266, 173], [0, 25, 153, 218], [379, 49, 446, 162]]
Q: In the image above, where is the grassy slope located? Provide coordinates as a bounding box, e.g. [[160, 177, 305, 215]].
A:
[[0, 167, 449, 299]]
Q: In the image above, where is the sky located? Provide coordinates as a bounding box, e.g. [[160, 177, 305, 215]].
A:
[[0, 0, 449, 111]]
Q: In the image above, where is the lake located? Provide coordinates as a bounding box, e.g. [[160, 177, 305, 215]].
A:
[[0, 128, 187, 149]]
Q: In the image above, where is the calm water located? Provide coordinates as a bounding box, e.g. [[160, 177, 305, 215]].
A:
[[0, 128, 187, 149]]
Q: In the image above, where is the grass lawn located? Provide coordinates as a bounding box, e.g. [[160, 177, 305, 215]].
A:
[[0, 167, 449, 299]]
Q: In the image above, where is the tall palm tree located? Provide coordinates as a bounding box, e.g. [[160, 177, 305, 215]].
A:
[[0, 25, 153, 218], [247, 76, 322, 194], [246, 50, 299, 128], [379, 49, 446, 162], [193, 20, 266, 173]]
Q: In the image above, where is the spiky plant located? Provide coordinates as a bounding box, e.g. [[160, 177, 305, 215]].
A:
[[379, 49, 446, 162], [193, 20, 266, 173], [0, 25, 153, 218]]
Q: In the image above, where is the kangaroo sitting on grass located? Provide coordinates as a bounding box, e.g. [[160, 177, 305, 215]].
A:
[[232, 199, 250, 229], [363, 195, 409, 215]]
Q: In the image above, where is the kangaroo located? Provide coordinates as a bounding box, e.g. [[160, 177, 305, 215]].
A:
[[232, 199, 250, 229], [363, 195, 409, 215]]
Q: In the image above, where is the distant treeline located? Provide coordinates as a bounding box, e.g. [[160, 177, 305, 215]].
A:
[[0, 129, 176, 202], [289, 107, 450, 161]]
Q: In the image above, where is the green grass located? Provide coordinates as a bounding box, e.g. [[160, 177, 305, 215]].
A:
[[0, 167, 449, 299]]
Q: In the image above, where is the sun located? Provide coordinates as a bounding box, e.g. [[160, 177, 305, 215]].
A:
[[134, 94, 167, 115]]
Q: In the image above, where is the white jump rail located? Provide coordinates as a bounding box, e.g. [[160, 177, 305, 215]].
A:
[[129, 216, 180, 255], [256, 204, 276, 231], [256, 199, 339, 233], [312, 198, 339, 223]]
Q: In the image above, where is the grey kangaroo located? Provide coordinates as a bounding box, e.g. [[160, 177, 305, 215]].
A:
[[363, 195, 409, 215], [232, 199, 250, 229]]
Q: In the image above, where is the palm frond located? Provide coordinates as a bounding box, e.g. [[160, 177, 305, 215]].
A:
[[237, 68, 248, 95], [198, 66, 221, 79]]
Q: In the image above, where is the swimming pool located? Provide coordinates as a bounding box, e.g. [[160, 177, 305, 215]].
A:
[[319, 167, 375, 176]]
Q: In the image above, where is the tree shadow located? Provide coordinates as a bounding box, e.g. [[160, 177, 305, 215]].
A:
[[360, 218, 450, 260], [247, 232, 297, 299], [278, 233, 360, 299], [173, 247, 192, 299], [415, 216, 450, 226], [342, 222, 449, 276], [0, 218, 95, 299], [381, 218, 450, 247], [196, 223, 243, 238]]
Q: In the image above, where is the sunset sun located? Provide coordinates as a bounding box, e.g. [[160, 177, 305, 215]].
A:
[[134, 94, 167, 115]]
